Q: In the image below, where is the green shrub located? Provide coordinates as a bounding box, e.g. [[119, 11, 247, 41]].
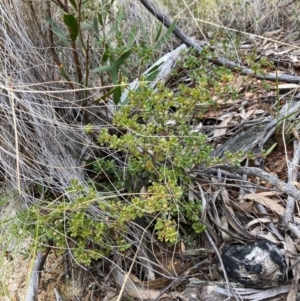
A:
[[12, 47, 246, 265]]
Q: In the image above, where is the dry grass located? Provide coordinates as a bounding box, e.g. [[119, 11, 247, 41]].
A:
[[172, 0, 300, 38]]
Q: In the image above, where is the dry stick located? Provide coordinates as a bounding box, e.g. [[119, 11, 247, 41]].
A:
[[116, 227, 148, 301], [25, 246, 52, 301], [139, 0, 300, 84], [284, 140, 300, 225], [205, 230, 241, 301], [139, 0, 202, 52], [208, 165, 300, 202]]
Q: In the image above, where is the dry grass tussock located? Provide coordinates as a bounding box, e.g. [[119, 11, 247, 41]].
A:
[[174, 0, 300, 40], [0, 0, 109, 203]]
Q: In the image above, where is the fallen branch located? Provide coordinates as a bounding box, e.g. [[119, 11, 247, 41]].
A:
[[25, 245, 52, 301], [284, 139, 300, 225], [139, 0, 300, 84], [205, 165, 300, 202]]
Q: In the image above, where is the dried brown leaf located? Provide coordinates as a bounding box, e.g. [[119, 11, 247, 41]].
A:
[[246, 217, 272, 229], [240, 193, 300, 223]]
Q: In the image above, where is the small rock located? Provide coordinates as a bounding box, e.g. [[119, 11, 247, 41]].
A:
[[219, 239, 286, 288]]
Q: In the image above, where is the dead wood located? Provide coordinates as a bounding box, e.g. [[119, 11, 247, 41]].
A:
[[284, 140, 300, 225], [207, 165, 300, 202], [139, 0, 300, 84], [175, 281, 290, 301], [25, 246, 52, 301]]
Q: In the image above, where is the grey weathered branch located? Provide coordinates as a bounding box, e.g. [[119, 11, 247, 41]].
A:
[[284, 140, 300, 225], [207, 165, 300, 202], [139, 0, 300, 84], [25, 246, 52, 301]]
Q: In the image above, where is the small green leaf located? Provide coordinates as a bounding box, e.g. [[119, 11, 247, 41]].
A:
[[63, 14, 79, 42], [154, 20, 177, 50], [97, 12, 104, 27], [68, 0, 77, 10], [154, 24, 163, 42], [46, 16, 70, 46], [113, 86, 122, 105], [126, 26, 137, 48], [93, 17, 100, 42], [265, 143, 277, 156], [91, 50, 132, 73]]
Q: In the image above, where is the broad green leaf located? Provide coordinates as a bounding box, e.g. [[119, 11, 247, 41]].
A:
[[68, 0, 77, 10], [113, 86, 122, 104], [154, 20, 177, 50], [63, 14, 79, 42], [46, 16, 70, 46]]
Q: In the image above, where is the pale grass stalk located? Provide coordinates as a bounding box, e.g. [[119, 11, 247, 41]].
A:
[[8, 78, 21, 195]]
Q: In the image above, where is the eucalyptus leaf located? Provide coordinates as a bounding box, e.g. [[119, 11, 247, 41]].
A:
[[154, 20, 177, 50], [145, 62, 164, 81], [63, 14, 79, 42], [91, 64, 115, 73], [265, 143, 277, 156], [112, 50, 132, 67], [126, 26, 137, 48], [46, 16, 70, 46], [113, 86, 122, 105], [93, 17, 100, 42], [138, 18, 149, 44], [97, 12, 104, 27], [68, 0, 77, 10], [91, 50, 132, 73], [146, 69, 160, 82]]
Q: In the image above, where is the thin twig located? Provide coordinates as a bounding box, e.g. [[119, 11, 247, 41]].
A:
[[205, 230, 241, 301], [284, 140, 300, 225], [116, 227, 147, 301]]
